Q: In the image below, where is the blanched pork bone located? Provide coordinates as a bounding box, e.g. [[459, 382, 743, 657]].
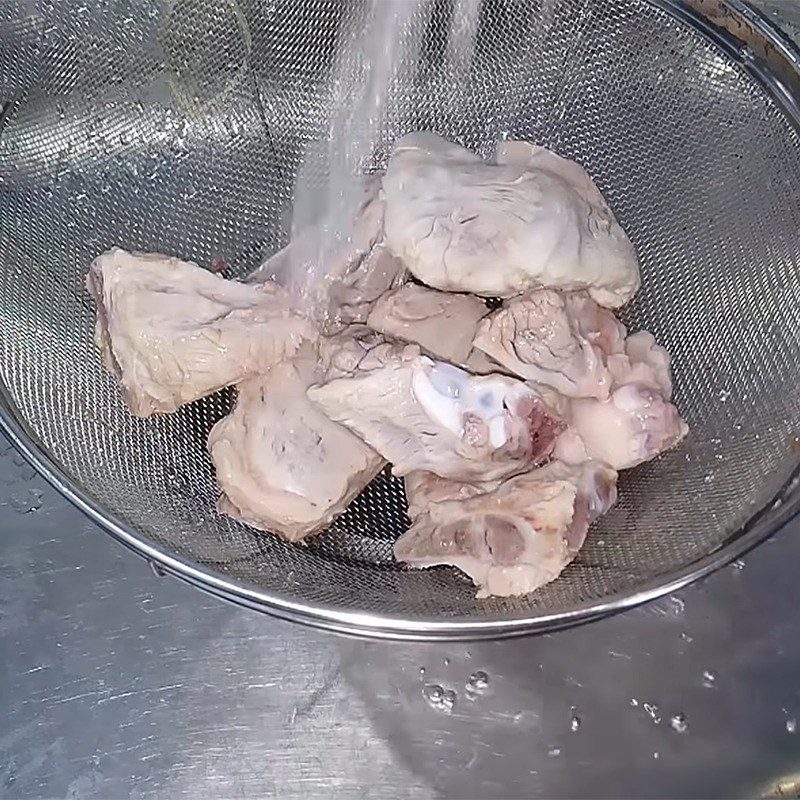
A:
[[308, 346, 564, 481], [570, 385, 687, 470], [382, 133, 640, 307], [474, 290, 626, 400], [367, 284, 487, 364], [394, 460, 618, 598], [87, 248, 317, 417], [608, 330, 675, 399], [570, 332, 687, 469], [208, 361, 384, 541]]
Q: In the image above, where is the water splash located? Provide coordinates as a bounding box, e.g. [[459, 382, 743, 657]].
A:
[[285, 0, 422, 305], [279, 0, 482, 320]]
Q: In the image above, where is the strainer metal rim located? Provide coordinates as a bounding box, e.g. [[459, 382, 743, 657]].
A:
[[2, 0, 799, 641]]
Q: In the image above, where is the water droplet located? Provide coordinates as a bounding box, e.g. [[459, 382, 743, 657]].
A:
[[422, 683, 442, 706], [149, 561, 166, 578], [570, 715, 581, 732], [668, 595, 685, 615], [787, 718, 797, 734], [422, 683, 456, 713], [643, 703, 661, 724], [670, 713, 688, 733], [702, 669, 717, 687], [466, 670, 489, 697], [10, 489, 43, 514]]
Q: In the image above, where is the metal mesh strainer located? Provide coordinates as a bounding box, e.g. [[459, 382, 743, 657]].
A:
[[1, 0, 799, 639]]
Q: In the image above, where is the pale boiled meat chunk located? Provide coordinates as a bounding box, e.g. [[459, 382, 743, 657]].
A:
[[308, 344, 565, 481], [461, 347, 513, 376], [367, 284, 488, 364], [474, 289, 626, 399], [570, 331, 687, 469], [404, 471, 500, 520], [317, 325, 386, 381], [608, 330, 674, 399], [381, 132, 640, 307], [326, 243, 407, 332], [86, 248, 317, 417], [553, 428, 592, 466], [570, 388, 687, 470], [208, 358, 384, 541], [394, 460, 618, 598], [473, 286, 687, 468]]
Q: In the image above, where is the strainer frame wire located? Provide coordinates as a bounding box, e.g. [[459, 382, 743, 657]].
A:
[[1, 0, 799, 640]]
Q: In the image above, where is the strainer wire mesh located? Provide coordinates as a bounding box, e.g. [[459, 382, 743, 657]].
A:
[[0, 0, 799, 635]]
